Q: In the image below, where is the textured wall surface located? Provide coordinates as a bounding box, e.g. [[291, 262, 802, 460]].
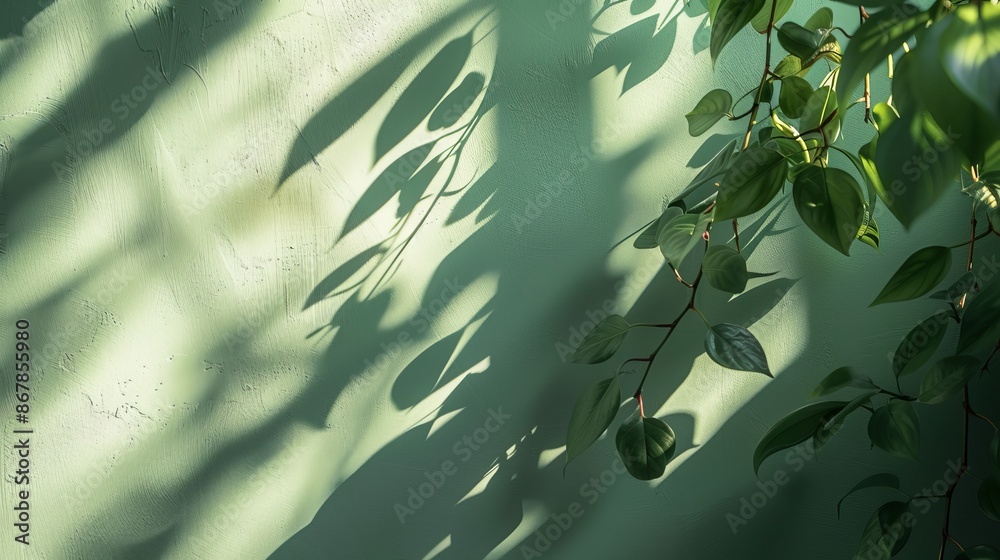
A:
[[1, 0, 996, 558]]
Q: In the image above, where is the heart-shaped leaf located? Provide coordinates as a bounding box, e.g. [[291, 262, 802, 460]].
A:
[[871, 246, 952, 306], [868, 400, 920, 460], [571, 315, 632, 364], [657, 213, 710, 267], [703, 245, 749, 293], [715, 147, 788, 220], [705, 323, 771, 375], [893, 313, 950, 377], [754, 400, 848, 475], [856, 501, 912, 559], [792, 166, 866, 256], [686, 89, 733, 136], [919, 355, 981, 404], [778, 75, 813, 119], [616, 409, 677, 480], [711, 0, 767, 63], [566, 377, 623, 465]]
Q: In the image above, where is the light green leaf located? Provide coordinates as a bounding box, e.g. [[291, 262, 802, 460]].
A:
[[811, 366, 876, 397], [803, 7, 833, 32], [871, 246, 952, 306], [715, 147, 788, 220], [856, 501, 912, 560], [836, 473, 902, 519], [566, 376, 622, 465], [893, 312, 949, 378], [940, 4, 1000, 124], [919, 355, 981, 404], [958, 272, 1000, 356], [657, 213, 709, 267], [751, 0, 794, 33], [837, 3, 929, 117], [754, 400, 848, 475], [634, 207, 682, 249], [705, 323, 771, 376], [711, 0, 767, 63], [773, 54, 802, 77], [616, 409, 677, 480], [793, 166, 866, 256], [979, 476, 1000, 522], [800, 85, 840, 141], [686, 89, 734, 136], [571, 315, 632, 364], [703, 245, 749, 293], [868, 400, 920, 460]]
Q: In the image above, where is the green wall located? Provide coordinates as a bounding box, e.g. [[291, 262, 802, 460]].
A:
[[1, 0, 997, 558]]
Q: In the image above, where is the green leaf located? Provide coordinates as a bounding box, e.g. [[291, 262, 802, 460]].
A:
[[671, 138, 740, 204], [793, 166, 866, 256], [715, 147, 788, 220], [856, 210, 880, 250], [777, 21, 835, 62], [657, 213, 709, 267], [634, 207, 682, 249], [571, 315, 632, 364], [868, 400, 920, 460], [940, 4, 1000, 124], [754, 400, 848, 475], [703, 245, 749, 293], [811, 366, 876, 397], [615, 409, 677, 480], [958, 272, 1000, 356], [991, 432, 1000, 476], [803, 7, 833, 32], [566, 377, 622, 465], [893, 312, 949, 378], [979, 476, 1000, 522], [929, 271, 977, 304], [836, 473, 902, 519], [778, 76, 813, 119], [837, 3, 929, 117], [800, 85, 840, 141], [711, 0, 767, 63], [750, 0, 794, 33], [919, 355, 981, 404], [816, 389, 879, 452], [705, 323, 771, 376], [856, 501, 912, 560], [874, 58, 964, 228], [773, 54, 802, 77], [956, 545, 1000, 560], [686, 89, 734, 136], [871, 246, 952, 306]]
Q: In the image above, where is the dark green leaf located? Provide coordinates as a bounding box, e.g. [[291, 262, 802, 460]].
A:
[[793, 166, 866, 256], [868, 400, 920, 460], [929, 271, 977, 304], [616, 409, 677, 480], [777, 21, 835, 61], [871, 246, 952, 306], [705, 323, 771, 376], [979, 476, 1000, 522], [800, 85, 840, 140], [816, 389, 879, 451], [686, 89, 734, 136], [671, 138, 740, 204], [836, 473, 902, 519], [703, 245, 749, 293], [715, 147, 788, 220], [711, 0, 767, 63], [893, 312, 949, 377], [754, 400, 848, 475], [919, 355, 981, 404], [634, 207, 682, 249], [958, 272, 1000, 356], [940, 4, 1000, 124], [956, 545, 1000, 560], [778, 76, 813, 119], [811, 366, 876, 397], [566, 377, 622, 465], [837, 3, 929, 117], [856, 501, 912, 560], [571, 315, 632, 364]]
